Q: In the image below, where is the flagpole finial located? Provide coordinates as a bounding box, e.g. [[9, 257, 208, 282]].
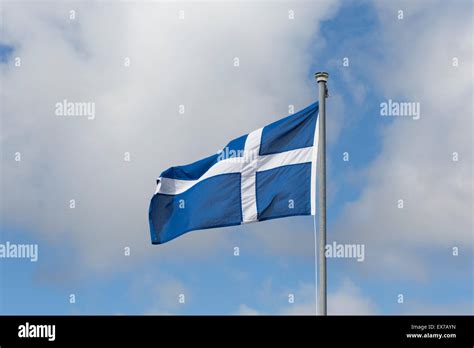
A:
[[315, 72, 329, 83]]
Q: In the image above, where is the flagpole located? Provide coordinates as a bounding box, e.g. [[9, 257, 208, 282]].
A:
[[315, 71, 328, 315]]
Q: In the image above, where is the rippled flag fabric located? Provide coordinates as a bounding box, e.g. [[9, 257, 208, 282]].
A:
[[149, 102, 320, 244]]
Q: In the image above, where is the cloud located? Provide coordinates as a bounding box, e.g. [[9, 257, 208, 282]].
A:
[[241, 217, 317, 258], [280, 282, 317, 315], [280, 278, 376, 315], [236, 304, 261, 315], [234, 278, 375, 315], [332, 0, 473, 280], [328, 278, 376, 315], [402, 300, 474, 315], [130, 272, 190, 315], [0, 1, 340, 276]]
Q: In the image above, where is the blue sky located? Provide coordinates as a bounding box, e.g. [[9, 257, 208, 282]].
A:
[[0, 0, 472, 315]]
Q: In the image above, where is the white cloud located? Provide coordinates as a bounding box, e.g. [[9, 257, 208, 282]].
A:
[[241, 217, 317, 258], [328, 278, 376, 315], [332, 0, 473, 280], [402, 300, 474, 315], [236, 304, 261, 315], [280, 279, 376, 315], [131, 272, 189, 315], [235, 278, 376, 315], [280, 282, 317, 315]]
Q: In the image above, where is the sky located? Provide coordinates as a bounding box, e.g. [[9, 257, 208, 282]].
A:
[[0, 0, 472, 315]]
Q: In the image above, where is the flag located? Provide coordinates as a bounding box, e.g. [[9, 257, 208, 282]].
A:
[[149, 102, 319, 244]]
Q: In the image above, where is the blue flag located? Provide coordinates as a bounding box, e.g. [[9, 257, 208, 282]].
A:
[[149, 102, 319, 244]]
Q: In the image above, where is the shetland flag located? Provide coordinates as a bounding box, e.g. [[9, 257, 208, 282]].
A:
[[149, 102, 319, 244]]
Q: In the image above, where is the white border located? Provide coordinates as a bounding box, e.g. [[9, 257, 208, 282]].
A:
[[310, 115, 320, 216]]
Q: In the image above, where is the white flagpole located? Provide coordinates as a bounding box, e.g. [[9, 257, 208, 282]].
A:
[[315, 72, 328, 315]]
